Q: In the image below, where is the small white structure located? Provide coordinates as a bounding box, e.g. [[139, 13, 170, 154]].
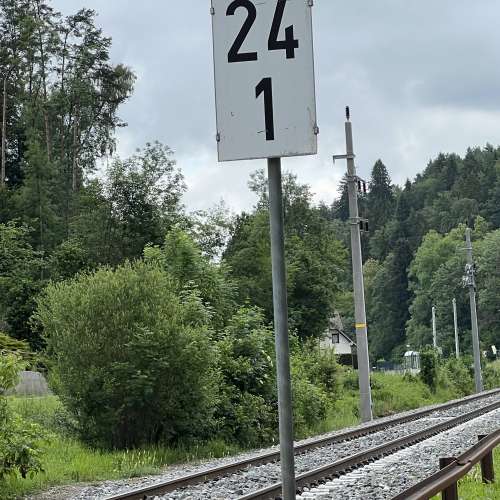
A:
[[403, 350, 421, 374], [6, 371, 51, 396], [319, 314, 356, 355]]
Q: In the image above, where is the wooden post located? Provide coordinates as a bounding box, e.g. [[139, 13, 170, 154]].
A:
[[479, 435, 495, 483], [440, 457, 458, 500]]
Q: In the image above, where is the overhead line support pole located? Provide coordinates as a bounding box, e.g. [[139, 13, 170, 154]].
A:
[[267, 157, 296, 500], [334, 108, 373, 423], [453, 298, 460, 359], [432, 306, 437, 349], [465, 228, 483, 393]]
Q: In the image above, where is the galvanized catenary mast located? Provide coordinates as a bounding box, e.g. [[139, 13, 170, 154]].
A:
[[464, 228, 483, 392], [333, 107, 373, 422]]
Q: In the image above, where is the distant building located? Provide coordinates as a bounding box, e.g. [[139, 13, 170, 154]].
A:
[[403, 350, 421, 374], [319, 313, 356, 356], [5, 371, 51, 396]]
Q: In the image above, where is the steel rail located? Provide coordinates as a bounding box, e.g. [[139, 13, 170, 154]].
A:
[[237, 399, 500, 500], [104, 389, 500, 500], [392, 428, 500, 500]]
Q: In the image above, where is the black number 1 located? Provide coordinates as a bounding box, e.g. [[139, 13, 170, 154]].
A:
[[255, 77, 274, 141]]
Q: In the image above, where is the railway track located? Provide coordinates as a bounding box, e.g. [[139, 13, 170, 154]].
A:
[[104, 389, 500, 500], [238, 398, 500, 499]]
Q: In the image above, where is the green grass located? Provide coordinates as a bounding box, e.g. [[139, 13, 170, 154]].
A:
[[1, 396, 240, 500], [1, 435, 240, 499], [431, 448, 500, 499]]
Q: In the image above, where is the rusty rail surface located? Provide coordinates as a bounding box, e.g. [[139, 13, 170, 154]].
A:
[[392, 428, 499, 500], [105, 389, 500, 500]]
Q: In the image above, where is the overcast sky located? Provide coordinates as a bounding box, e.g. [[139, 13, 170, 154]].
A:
[[51, 0, 500, 213]]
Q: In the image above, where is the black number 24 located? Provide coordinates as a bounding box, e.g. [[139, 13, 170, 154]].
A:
[[226, 0, 299, 141], [227, 0, 299, 63]]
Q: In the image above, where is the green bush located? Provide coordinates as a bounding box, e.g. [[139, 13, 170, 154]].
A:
[[0, 332, 37, 368], [289, 343, 342, 436], [292, 371, 329, 436], [214, 309, 339, 444], [144, 227, 237, 330], [440, 358, 474, 397], [36, 261, 218, 449], [483, 361, 500, 390], [215, 307, 277, 446], [0, 354, 44, 479], [298, 342, 342, 397], [342, 368, 360, 391], [420, 346, 439, 391]]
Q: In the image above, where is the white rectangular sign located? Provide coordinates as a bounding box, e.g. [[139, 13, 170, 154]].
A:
[[211, 0, 318, 162]]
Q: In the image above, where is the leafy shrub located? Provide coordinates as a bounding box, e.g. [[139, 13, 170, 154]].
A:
[[291, 346, 333, 436], [297, 342, 342, 396], [0, 333, 31, 356], [215, 307, 277, 446], [0, 354, 44, 479], [0, 332, 37, 368], [420, 346, 439, 391], [440, 357, 474, 397], [216, 309, 345, 444], [291, 370, 329, 436], [483, 362, 500, 390], [144, 227, 237, 330], [36, 261, 218, 449], [342, 368, 360, 391]]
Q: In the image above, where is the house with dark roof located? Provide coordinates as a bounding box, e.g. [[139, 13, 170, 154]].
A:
[[319, 313, 356, 356]]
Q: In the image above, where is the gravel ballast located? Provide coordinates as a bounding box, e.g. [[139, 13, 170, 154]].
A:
[[56, 392, 500, 500]]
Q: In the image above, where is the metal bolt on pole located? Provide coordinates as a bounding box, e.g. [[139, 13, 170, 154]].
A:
[[453, 298, 460, 359], [333, 108, 373, 422], [465, 228, 483, 393], [267, 157, 296, 500], [432, 306, 437, 349]]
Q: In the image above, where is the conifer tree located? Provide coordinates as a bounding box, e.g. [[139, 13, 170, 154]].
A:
[[367, 159, 395, 232]]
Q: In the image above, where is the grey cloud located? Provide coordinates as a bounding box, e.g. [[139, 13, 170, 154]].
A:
[[51, 0, 500, 211]]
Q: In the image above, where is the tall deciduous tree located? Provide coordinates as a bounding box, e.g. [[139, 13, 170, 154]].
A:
[[224, 171, 349, 340]]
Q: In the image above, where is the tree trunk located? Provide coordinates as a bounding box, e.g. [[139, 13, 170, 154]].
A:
[[35, 0, 51, 162], [1, 77, 6, 187], [72, 110, 79, 191], [44, 111, 51, 161], [59, 31, 69, 163]]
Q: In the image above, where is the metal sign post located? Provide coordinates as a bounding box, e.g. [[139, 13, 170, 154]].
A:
[[464, 228, 483, 392], [333, 108, 373, 423], [211, 2, 318, 497], [267, 157, 295, 499]]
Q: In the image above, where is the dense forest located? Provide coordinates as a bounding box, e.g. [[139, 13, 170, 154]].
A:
[[1, 0, 500, 367]]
